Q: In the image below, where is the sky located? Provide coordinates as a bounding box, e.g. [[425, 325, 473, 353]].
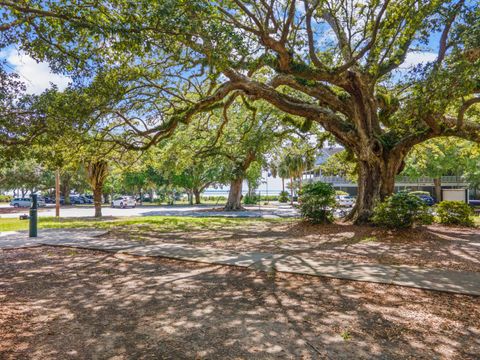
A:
[[1, 47, 71, 94]]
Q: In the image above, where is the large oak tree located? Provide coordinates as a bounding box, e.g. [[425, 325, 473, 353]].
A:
[[2, 0, 479, 222]]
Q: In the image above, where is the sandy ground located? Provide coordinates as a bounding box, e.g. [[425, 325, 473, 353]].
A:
[[1, 247, 479, 359], [106, 222, 480, 272]]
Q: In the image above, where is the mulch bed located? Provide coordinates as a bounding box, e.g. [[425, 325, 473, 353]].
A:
[[1, 246, 479, 359], [106, 221, 480, 272]]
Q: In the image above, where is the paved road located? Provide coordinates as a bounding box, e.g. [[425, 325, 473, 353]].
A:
[[0, 204, 299, 219], [2, 229, 479, 296]]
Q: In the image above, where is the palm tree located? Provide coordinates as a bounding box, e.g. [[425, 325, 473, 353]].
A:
[[281, 152, 316, 204]]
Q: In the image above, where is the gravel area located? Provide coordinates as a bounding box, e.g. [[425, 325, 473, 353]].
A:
[[1, 247, 479, 359], [105, 222, 480, 272]]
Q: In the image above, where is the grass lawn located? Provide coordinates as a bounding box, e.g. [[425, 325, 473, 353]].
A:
[[0, 215, 281, 232]]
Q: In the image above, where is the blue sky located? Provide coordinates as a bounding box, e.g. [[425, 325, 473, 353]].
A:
[[1, 47, 71, 94]]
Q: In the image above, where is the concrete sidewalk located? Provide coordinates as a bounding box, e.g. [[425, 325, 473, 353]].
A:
[[2, 229, 479, 296]]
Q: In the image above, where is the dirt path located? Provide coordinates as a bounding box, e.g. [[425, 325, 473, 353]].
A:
[[1, 247, 479, 359]]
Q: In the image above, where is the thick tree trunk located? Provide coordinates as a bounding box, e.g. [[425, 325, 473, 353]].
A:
[[347, 154, 403, 224], [433, 178, 442, 202], [61, 176, 71, 205], [225, 178, 243, 211], [193, 189, 201, 204], [93, 187, 102, 218], [281, 178, 285, 192]]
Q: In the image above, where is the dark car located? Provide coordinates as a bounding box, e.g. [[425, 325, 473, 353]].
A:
[[415, 194, 435, 206], [70, 195, 85, 204], [80, 195, 93, 204], [50, 197, 65, 205], [43, 196, 54, 204]]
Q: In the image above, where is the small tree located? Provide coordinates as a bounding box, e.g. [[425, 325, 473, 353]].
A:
[[299, 182, 336, 224]]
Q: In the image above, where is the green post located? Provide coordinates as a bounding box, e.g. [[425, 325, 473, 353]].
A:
[[29, 194, 38, 238]]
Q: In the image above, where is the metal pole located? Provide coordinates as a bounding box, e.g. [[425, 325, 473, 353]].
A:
[[55, 169, 60, 217], [29, 194, 38, 237]]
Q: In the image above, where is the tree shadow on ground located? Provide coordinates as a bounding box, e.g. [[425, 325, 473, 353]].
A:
[[1, 247, 478, 359], [107, 221, 480, 272]]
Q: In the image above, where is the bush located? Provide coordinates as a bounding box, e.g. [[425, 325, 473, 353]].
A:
[[299, 182, 336, 223], [0, 195, 12, 203], [372, 191, 433, 229], [278, 191, 289, 203], [259, 195, 278, 201], [243, 194, 258, 205], [201, 196, 226, 202], [335, 190, 349, 196], [436, 201, 475, 227]]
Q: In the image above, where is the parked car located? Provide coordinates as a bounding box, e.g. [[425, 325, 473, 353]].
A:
[[10, 197, 46, 208], [468, 199, 480, 207], [69, 195, 85, 204], [51, 196, 65, 205], [111, 196, 136, 208], [80, 195, 93, 204], [415, 194, 435, 206], [335, 195, 355, 207], [43, 196, 54, 204]]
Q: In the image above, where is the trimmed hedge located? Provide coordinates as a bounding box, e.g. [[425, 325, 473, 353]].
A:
[[436, 201, 475, 227]]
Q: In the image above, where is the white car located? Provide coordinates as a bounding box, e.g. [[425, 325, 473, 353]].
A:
[[336, 195, 355, 207], [10, 197, 46, 208], [111, 196, 136, 208]]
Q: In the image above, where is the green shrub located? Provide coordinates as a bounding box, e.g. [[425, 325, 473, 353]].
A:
[[372, 191, 433, 229], [243, 194, 258, 205], [335, 190, 349, 196], [258, 195, 278, 201], [436, 201, 475, 227], [201, 196, 226, 202], [0, 195, 12, 203], [299, 182, 336, 223], [278, 191, 289, 203]]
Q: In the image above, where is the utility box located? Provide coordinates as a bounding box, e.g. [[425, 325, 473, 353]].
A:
[[442, 189, 468, 203]]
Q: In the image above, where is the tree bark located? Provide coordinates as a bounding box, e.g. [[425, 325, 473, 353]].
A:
[[93, 187, 103, 218], [346, 153, 404, 224], [61, 175, 71, 205], [433, 178, 442, 202], [193, 189, 201, 204], [86, 161, 109, 218], [225, 178, 243, 211], [290, 177, 294, 205], [281, 177, 285, 192]]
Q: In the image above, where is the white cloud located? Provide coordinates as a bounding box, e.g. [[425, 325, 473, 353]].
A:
[[2, 49, 71, 94], [400, 51, 437, 69]]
